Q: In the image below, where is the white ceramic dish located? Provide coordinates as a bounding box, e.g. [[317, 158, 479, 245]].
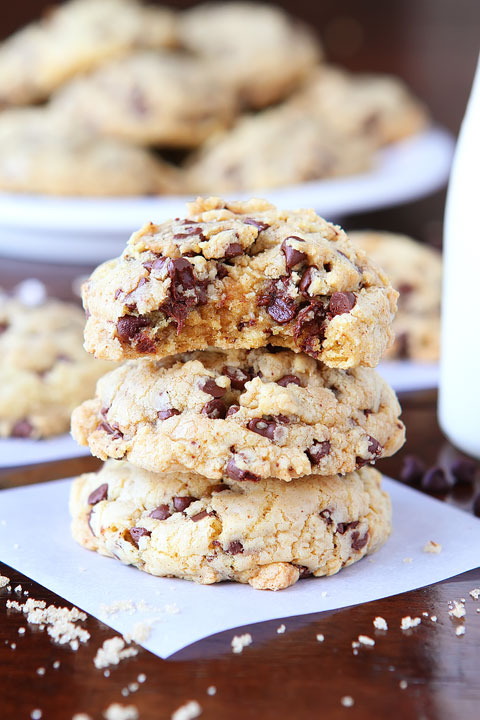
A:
[[0, 127, 454, 264]]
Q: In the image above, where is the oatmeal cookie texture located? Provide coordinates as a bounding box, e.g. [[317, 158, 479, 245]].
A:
[[0, 297, 114, 438], [0, 0, 177, 107], [71, 348, 405, 481], [82, 197, 398, 368], [350, 231, 441, 362], [70, 460, 391, 590]]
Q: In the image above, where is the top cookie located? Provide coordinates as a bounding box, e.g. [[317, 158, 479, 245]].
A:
[[0, 0, 177, 106], [82, 198, 397, 369], [179, 1, 321, 109]]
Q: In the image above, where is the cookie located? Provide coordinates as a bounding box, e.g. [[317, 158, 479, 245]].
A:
[[0, 108, 183, 196], [186, 104, 373, 193], [179, 1, 321, 109], [291, 66, 428, 147], [52, 51, 238, 148], [0, 0, 177, 106], [0, 296, 114, 438], [71, 348, 405, 481], [82, 197, 397, 368], [350, 231, 441, 362], [70, 460, 391, 590]]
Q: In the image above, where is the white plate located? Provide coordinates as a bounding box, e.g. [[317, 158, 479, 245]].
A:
[[378, 361, 439, 393], [0, 434, 90, 469], [0, 127, 454, 264]]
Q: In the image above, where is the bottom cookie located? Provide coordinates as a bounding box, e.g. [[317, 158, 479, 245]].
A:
[[70, 460, 391, 591]]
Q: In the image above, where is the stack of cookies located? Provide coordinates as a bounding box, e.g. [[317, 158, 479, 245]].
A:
[[70, 197, 405, 591]]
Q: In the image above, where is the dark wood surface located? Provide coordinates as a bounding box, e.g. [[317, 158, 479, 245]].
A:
[[1, 1, 480, 718]]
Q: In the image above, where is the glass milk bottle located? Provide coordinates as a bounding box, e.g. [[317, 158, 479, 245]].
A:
[[439, 54, 480, 459]]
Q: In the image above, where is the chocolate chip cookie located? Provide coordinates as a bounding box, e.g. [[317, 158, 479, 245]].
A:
[[70, 460, 391, 590], [71, 348, 405, 481], [82, 197, 398, 367], [350, 231, 441, 362], [0, 0, 177, 106], [0, 296, 114, 438]]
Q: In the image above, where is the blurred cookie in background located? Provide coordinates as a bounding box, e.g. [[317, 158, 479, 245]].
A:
[[0, 285, 115, 439], [0, 0, 178, 107], [350, 231, 441, 362], [0, 107, 185, 196], [179, 1, 321, 109]]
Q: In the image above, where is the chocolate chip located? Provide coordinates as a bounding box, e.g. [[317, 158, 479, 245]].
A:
[[421, 466, 451, 493], [367, 436, 382, 457], [173, 496, 196, 512], [147, 257, 169, 272], [211, 484, 228, 493], [96, 420, 123, 440], [226, 459, 260, 482], [201, 379, 226, 397], [173, 226, 205, 241], [10, 419, 34, 438], [281, 236, 307, 270], [294, 564, 313, 578], [129, 527, 151, 547], [149, 505, 171, 520], [0, 321, 8, 334], [258, 277, 299, 324], [451, 458, 477, 485], [320, 509, 333, 525], [299, 267, 316, 295], [168, 257, 195, 290], [277, 374, 303, 388], [227, 541, 244, 555], [157, 409, 180, 420], [473, 493, 480, 517], [247, 417, 277, 440], [87, 483, 108, 506], [226, 405, 240, 416], [224, 243, 243, 259], [337, 520, 359, 535], [222, 366, 251, 390], [114, 288, 122, 300], [201, 399, 227, 419], [244, 218, 270, 232], [135, 334, 156, 354], [307, 440, 331, 465], [117, 315, 149, 340], [351, 530, 369, 551], [329, 292, 357, 317], [400, 455, 426, 485], [293, 302, 326, 351], [237, 319, 256, 331], [191, 510, 209, 522], [216, 264, 229, 280]]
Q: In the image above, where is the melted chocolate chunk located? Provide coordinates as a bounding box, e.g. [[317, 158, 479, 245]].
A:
[[87, 483, 108, 506], [96, 420, 123, 440], [201, 399, 227, 419], [191, 510, 210, 522], [329, 292, 357, 317], [222, 366, 251, 390], [247, 417, 277, 440], [173, 496, 196, 512], [157, 409, 180, 420], [224, 243, 243, 259], [173, 226, 205, 241], [216, 264, 229, 280], [116, 315, 149, 341], [227, 541, 244, 555], [293, 302, 326, 354], [10, 419, 34, 438], [211, 484, 228, 493], [244, 218, 270, 232], [299, 267, 316, 296], [351, 530, 369, 551], [226, 405, 240, 417], [168, 257, 195, 289], [421, 467, 451, 494], [201, 379, 226, 397], [367, 436, 383, 456], [226, 459, 260, 482], [135, 334, 156, 354], [337, 520, 359, 535], [306, 440, 331, 465], [161, 257, 209, 334], [281, 236, 307, 270], [258, 277, 298, 324], [129, 527, 151, 547], [149, 504, 171, 520], [277, 374, 303, 388]]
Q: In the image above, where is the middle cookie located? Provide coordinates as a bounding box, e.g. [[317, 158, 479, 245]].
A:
[[71, 348, 405, 482]]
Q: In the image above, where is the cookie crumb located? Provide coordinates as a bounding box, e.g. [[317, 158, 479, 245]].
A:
[[277, 624, 286, 634], [53, 661, 60, 669], [423, 541, 442, 553], [399, 680, 408, 690], [231, 633, 252, 654], [137, 674, 147, 684], [123, 622, 151, 644], [373, 616, 388, 631], [14, 584, 22, 592], [94, 637, 139, 669], [18, 627, 26, 635], [36, 667, 46, 676], [358, 634, 375, 646], [400, 616, 421, 630], [0, 575, 10, 588], [206, 686, 216, 696], [448, 600, 466, 619], [316, 633, 325, 643], [72, 714, 92, 720], [104, 670, 110, 678], [469, 588, 480, 601], [171, 700, 202, 720], [456, 625, 465, 637], [10, 643, 16, 650], [402, 557, 413, 564], [340, 696, 354, 708], [103, 703, 138, 720], [430, 615, 437, 622], [31, 711, 42, 720]]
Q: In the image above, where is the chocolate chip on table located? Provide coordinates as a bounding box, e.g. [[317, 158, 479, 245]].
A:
[[157, 408, 180, 420], [129, 527, 151, 547], [226, 405, 240, 416], [10, 419, 34, 438], [244, 218, 270, 232], [201, 399, 227, 419], [87, 483, 108, 506], [173, 496, 196, 512], [224, 243, 243, 259], [277, 374, 303, 387], [247, 417, 277, 440], [329, 292, 357, 317], [191, 510, 210, 522], [149, 505, 171, 520], [116, 314, 149, 340], [400, 455, 426, 485], [421, 466, 451, 493], [281, 236, 307, 270], [222, 365, 251, 390], [226, 459, 260, 482], [473, 494, 480, 517], [200, 379, 227, 397], [227, 541, 244, 555], [451, 458, 477, 485], [307, 440, 331, 465]]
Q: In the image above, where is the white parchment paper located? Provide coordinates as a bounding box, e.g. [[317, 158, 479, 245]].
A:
[[0, 435, 90, 469], [0, 476, 478, 659]]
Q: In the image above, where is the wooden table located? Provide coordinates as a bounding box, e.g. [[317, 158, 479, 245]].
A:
[[1, 0, 480, 717]]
